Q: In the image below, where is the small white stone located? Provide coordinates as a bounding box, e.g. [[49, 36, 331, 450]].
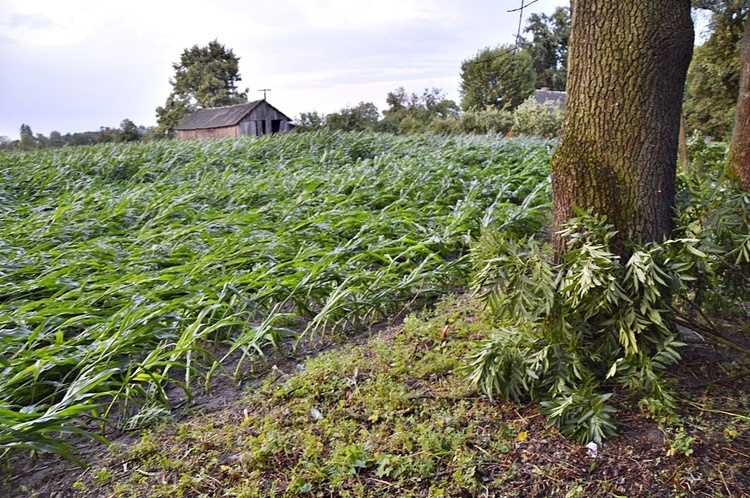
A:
[[586, 441, 598, 458]]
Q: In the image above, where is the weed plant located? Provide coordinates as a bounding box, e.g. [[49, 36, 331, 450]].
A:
[[0, 132, 552, 459]]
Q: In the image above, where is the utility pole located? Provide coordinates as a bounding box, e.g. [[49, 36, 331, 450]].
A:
[[258, 89, 272, 100]]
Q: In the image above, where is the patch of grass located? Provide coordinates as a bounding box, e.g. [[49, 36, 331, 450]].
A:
[[11, 293, 749, 497], [65, 297, 541, 497]]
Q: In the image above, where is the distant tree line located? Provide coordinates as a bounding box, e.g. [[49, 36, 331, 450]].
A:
[[295, 87, 564, 138], [295, 7, 572, 138], [1, 119, 158, 151]]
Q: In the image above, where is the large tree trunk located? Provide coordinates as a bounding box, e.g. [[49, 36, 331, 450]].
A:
[[551, 1, 694, 257], [728, 13, 750, 192]]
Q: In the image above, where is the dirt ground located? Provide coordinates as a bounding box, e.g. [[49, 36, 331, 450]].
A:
[[2, 317, 749, 498]]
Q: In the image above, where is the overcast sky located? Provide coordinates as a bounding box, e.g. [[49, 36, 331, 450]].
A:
[[0, 0, 568, 139]]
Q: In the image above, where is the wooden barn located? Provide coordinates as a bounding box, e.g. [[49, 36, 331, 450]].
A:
[[175, 100, 293, 140]]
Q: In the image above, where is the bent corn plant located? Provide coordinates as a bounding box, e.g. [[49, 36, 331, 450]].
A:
[[0, 131, 552, 458]]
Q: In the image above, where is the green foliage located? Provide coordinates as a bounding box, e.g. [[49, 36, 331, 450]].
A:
[[154, 94, 194, 137], [459, 109, 515, 135], [684, 43, 739, 139], [325, 102, 380, 132], [18, 124, 36, 150], [118, 119, 142, 143], [666, 427, 695, 457], [380, 87, 459, 133], [398, 102, 562, 138], [0, 136, 14, 151], [519, 6, 571, 91], [675, 139, 750, 310], [684, 1, 747, 138], [511, 96, 565, 138], [467, 210, 700, 443], [172, 40, 247, 108], [14, 121, 153, 149], [0, 132, 552, 460], [427, 116, 462, 135], [292, 87, 561, 139], [460, 46, 536, 112], [686, 131, 728, 169], [155, 40, 248, 136], [73, 294, 572, 497], [294, 110, 326, 131]]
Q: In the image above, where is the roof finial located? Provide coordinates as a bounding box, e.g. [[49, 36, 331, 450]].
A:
[[258, 89, 272, 100]]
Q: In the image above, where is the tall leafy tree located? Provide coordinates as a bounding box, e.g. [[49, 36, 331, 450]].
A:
[[380, 87, 459, 133], [119, 119, 142, 143], [728, 11, 750, 190], [326, 102, 380, 132], [48, 131, 66, 148], [551, 0, 694, 257], [684, 0, 748, 138], [519, 6, 571, 91], [19, 124, 36, 150], [459, 46, 535, 111], [155, 40, 248, 136]]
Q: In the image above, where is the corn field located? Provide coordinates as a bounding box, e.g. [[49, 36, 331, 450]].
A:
[[0, 131, 552, 459]]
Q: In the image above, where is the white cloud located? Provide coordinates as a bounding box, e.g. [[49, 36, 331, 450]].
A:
[[286, 0, 454, 29], [0, 0, 570, 137], [1, 1, 110, 47]]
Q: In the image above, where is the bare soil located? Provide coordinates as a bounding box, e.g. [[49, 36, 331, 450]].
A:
[[2, 316, 749, 498]]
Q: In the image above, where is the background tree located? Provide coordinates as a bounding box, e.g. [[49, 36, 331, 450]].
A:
[[551, 1, 694, 256], [48, 131, 66, 147], [519, 6, 571, 90], [19, 124, 36, 150], [684, 0, 748, 138], [295, 111, 326, 131], [155, 40, 248, 136], [459, 46, 535, 111], [118, 119, 142, 143], [379, 87, 459, 133], [155, 95, 193, 137], [728, 11, 750, 190], [419, 87, 461, 120], [325, 102, 380, 132], [34, 133, 49, 148], [97, 127, 120, 144]]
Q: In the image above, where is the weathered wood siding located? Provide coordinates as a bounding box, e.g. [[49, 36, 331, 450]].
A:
[[177, 126, 239, 140], [238, 103, 293, 136]]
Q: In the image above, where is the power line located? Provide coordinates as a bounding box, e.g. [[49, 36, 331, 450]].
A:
[[508, 0, 539, 13], [467, 0, 537, 66]]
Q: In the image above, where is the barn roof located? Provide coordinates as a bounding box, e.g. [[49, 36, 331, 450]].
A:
[[176, 100, 291, 131], [533, 89, 566, 110]]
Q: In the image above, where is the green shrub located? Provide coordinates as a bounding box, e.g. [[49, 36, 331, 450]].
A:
[[467, 210, 702, 443], [675, 139, 750, 312], [686, 130, 727, 171], [511, 96, 564, 138], [427, 116, 461, 135], [459, 109, 514, 135]]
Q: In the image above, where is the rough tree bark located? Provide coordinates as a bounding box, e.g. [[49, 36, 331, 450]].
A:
[[550, 1, 694, 257], [728, 13, 750, 192]]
